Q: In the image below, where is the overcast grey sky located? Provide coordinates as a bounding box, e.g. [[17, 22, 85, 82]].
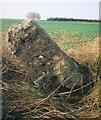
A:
[[1, 0, 100, 20]]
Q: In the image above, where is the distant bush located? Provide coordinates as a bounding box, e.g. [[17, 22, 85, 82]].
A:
[[26, 12, 41, 21]]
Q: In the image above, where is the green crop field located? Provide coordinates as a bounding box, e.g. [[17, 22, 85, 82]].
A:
[[38, 21, 99, 49], [0, 19, 23, 31], [1, 19, 100, 50]]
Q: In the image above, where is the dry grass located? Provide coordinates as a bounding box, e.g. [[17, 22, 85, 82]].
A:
[[65, 37, 99, 63], [2, 32, 100, 119], [2, 63, 100, 119]]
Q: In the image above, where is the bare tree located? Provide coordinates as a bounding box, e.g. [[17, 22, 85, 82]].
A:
[[26, 12, 41, 21], [35, 13, 41, 21]]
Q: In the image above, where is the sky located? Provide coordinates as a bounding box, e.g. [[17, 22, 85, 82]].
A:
[[0, 0, 100, 20]]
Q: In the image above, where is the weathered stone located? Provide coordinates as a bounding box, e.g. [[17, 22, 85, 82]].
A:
[[6, 20, 92, 93]]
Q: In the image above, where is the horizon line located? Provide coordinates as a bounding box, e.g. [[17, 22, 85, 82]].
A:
[[0, 17, 100, 21]]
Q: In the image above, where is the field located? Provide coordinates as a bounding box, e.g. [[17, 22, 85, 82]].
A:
[[1, 18, 100, 63], [39, 21, 99, 49], [1, 18, 101, 119], [1, 19, 22, 31], [1, 19, 99, 51]]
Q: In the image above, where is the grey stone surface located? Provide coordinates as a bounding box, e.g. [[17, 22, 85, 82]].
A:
[[6, 20, 92, 93]]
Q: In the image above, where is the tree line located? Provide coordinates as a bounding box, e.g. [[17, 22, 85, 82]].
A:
[[47, 17, 100, 22]]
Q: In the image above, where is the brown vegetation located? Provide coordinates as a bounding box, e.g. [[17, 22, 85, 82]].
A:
[[1, 20, 101, 120]]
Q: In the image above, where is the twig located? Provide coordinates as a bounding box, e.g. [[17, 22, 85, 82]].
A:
[[34, 83, 62, 110], [59, 79, 96, 95]]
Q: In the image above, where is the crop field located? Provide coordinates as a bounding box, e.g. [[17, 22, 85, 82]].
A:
[[38, 21, 99, 50], [1, 19, 22, 31], [1, 19, 100, 50]]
